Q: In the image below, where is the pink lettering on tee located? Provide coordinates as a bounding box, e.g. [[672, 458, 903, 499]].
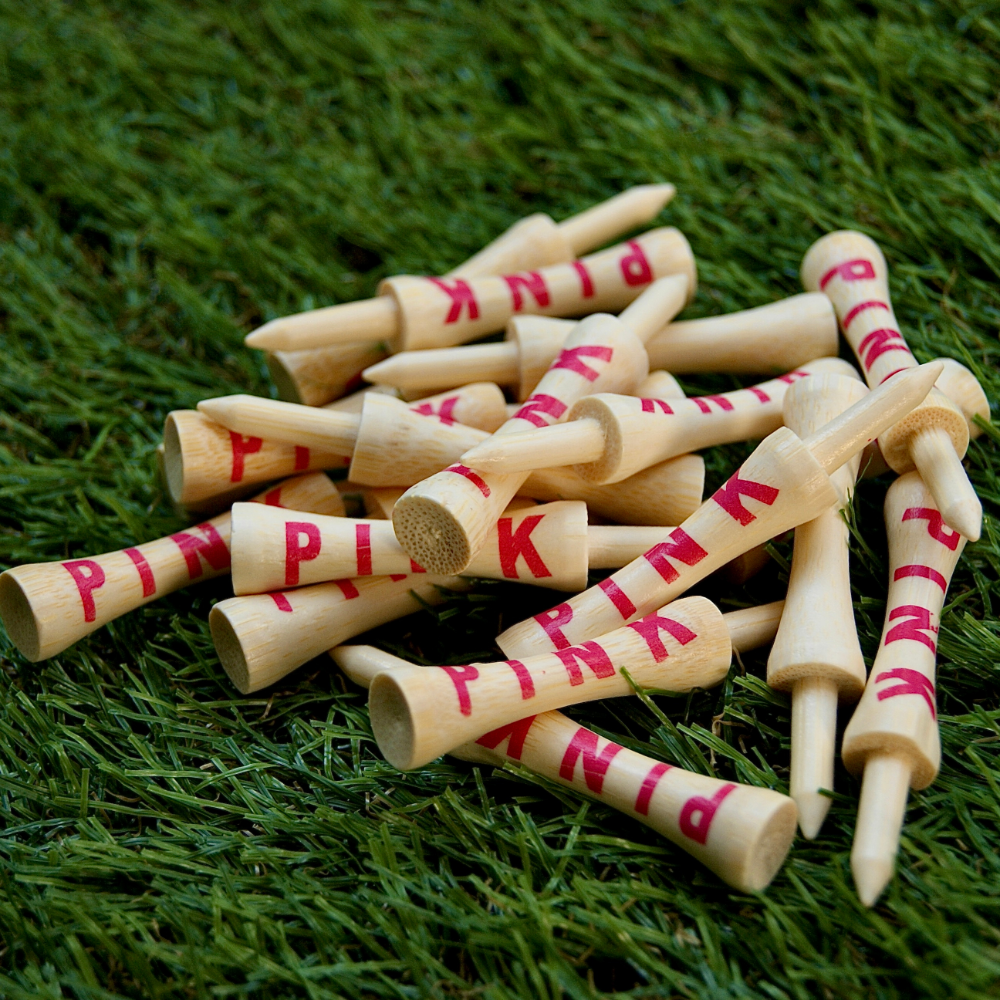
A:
[[63, 560, 106, 622]]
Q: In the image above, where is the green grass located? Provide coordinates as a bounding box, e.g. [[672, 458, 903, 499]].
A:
[[1, 1, 1000, 996]]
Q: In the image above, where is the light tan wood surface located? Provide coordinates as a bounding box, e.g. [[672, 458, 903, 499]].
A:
[[802, 230, 981, 540], [766, 373, 870, 839], [453, 184, 677, 277], [215, 453, 700, 531], [260, 187, 675, 404], [266, 341, 389, 407], [0, 472, 344, 662], [335, 600, 783, 686], [524, 454, 704, 526], [723, 601, 786, 655], [321, 384, 400, 413], [448, 213, 574, 280], [364, 341, 521, 397], [335, 380, 510, 429], [168, 387, 509, 506], [636, 370, 686, 400], [366, 600, 783, 775], [163, 410, 351, 507], [841, 471, 966, 906], [585, 525, 681, 569], [934, 357, 990, 439], [496, 363, 943, 658], [369, 595, 731, 770], [379, 229, 696, 353], [197, 382, 508, 451], [211, 572, 470, 694], [460, 357, 858, 481], [331, 637, 796, 892], [230, 500, 685, 593], [390, 279, 692, 575], [359, 488, 537, 520], [646, 292, 839, 373], [246, 227, 695, 353], [198, 395, 361, 454], [616, 274, 689, 343], [346, 394, 498, 487], [260, 187, 677, 403], [364, 291, 839, 399], [292, 404, 704, 523], [230, 501, 588, 593]]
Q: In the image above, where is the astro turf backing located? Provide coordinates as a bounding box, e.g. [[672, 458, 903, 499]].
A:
[[1, 1, 1000, 996]]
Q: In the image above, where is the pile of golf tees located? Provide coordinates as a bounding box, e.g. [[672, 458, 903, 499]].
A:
[[0, 185, 989, 904]]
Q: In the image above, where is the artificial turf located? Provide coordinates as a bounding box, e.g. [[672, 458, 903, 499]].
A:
[[1, 1, 999, 996]]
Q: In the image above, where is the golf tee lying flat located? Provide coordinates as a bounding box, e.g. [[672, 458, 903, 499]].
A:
[[461, 418, 605, 472], [246, 296, 400, 351]]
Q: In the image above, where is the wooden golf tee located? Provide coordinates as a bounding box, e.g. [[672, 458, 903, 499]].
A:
[[196, 381, 508, 451], [167, 395, 705, 522], [456, 183, 679, 276], [524, 456, 704, 526], [802, 231, 981, 541], [229, 499, 681, 594], [840, 472, 966, 906], [245, 227, 695, 353], [766, 373, 869, 839], [0, 472, 344, 662], [933, 357, 990, 439], [364, 292, 839, 398], [369, 598, 788, 772], [460, 357, 858, 480], [357, 453, 706, 529], [266, 341, 388, 408], [496, 362, 944, 658], [330, 618, 796, 893], [259, 186, 677, 403], [166, 385, 506, 507], [211, 572, 471, 694], [391, 277, 691, 574]]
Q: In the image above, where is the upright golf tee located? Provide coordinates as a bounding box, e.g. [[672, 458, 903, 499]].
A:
[[802, 230, 982, 540], [245, 225, 694, 353], [391, 276, 693, 574], [841, 472, 966, 906], [0, 472, 344, 662], [497, 362, 943, 658], [332, 633, 797, 893], [765, 373, 869, 838], [363, 292, 838, 398]]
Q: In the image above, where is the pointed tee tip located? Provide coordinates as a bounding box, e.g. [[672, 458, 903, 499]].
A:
[[793, 792, 832, 841], [245, 322, 282, 350], [944, 498, 983, 542], [852, 854, 895, 908]]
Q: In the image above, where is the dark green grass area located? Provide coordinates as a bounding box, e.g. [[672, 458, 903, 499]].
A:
[[1, 0, 1000, 995]]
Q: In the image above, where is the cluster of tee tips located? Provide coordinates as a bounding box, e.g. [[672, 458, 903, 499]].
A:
[[0, 185, 989, 905]]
